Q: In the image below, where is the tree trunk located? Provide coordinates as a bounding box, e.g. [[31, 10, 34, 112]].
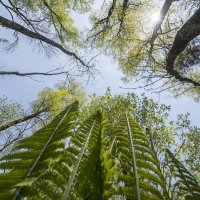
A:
[[166, 7, 200, 86], [151, 0, 175, 45]]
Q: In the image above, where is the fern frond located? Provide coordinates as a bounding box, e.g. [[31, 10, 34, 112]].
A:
[[100, 116, 119, 200], [0, 101, 79, 199], [125, 112, 141, 199], [0, 102, 198, 200], [111, 113, 168, 200], [166, 148, 200, 200], [61, 111, 102, 200], [31, 111, 102, 200]]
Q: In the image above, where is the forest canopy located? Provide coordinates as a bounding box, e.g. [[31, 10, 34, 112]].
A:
[[1, 0, 200, 97], [0, 0, 200, 199]]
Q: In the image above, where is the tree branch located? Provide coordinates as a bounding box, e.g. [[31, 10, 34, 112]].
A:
[[0, 15, 91, 69], [0, 109, 46, 132], [118, 0, 129, 34], [0, 70, 70, 77]]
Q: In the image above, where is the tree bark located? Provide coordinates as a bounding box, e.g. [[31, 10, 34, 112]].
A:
[[0, 109, 46, 132], [166, 7, 200, 86]]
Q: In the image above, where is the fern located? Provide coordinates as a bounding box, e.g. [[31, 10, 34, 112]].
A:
[[105, 113, 169, 200], [125, 113, 140, 199], [100, 116, 118, 199], [0, 102, 199, 200], [166, 149, 200, 200], [30, 111, 102, 200], [0, 101, 79, 199], [61, 111, 102, 200], [146, 129, 171, 199]]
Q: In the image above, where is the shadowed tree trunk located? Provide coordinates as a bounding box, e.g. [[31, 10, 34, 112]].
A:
[[166, 7, 200, 86]]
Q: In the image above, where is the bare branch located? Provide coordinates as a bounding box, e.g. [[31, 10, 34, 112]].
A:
[[0, 15, 92, 69], [0, 109, 46, 132], [0, 70, 70, 77]]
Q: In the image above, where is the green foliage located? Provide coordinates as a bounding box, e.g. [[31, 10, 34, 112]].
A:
[[83, 89, 175, 154], [0, 81, 86, 154], [0, 97, 23, 125], [11, 0, 93, 44], [181, 128, 200, 181], [82, 90, 200, 183], [108, 113, 169, 199], [0, 97, 25, 154], [32, 80, 86, 117], [61, 111, 102, 200], [89, 0, 155, 79]]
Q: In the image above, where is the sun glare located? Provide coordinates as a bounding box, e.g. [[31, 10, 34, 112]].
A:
[[152, 12, 160, 23]]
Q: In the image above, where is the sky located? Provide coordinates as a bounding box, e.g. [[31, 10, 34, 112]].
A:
[[0, 1, 200, 127]]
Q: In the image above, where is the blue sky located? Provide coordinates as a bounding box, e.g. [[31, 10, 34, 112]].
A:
[[0, 2, 199, 126]]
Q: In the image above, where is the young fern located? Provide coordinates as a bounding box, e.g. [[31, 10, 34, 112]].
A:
[[0, 101, 79, 199], [125, 113, 140, 200]]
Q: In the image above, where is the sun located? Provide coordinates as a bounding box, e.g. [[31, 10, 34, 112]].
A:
[[152, 12, 160, 23]]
